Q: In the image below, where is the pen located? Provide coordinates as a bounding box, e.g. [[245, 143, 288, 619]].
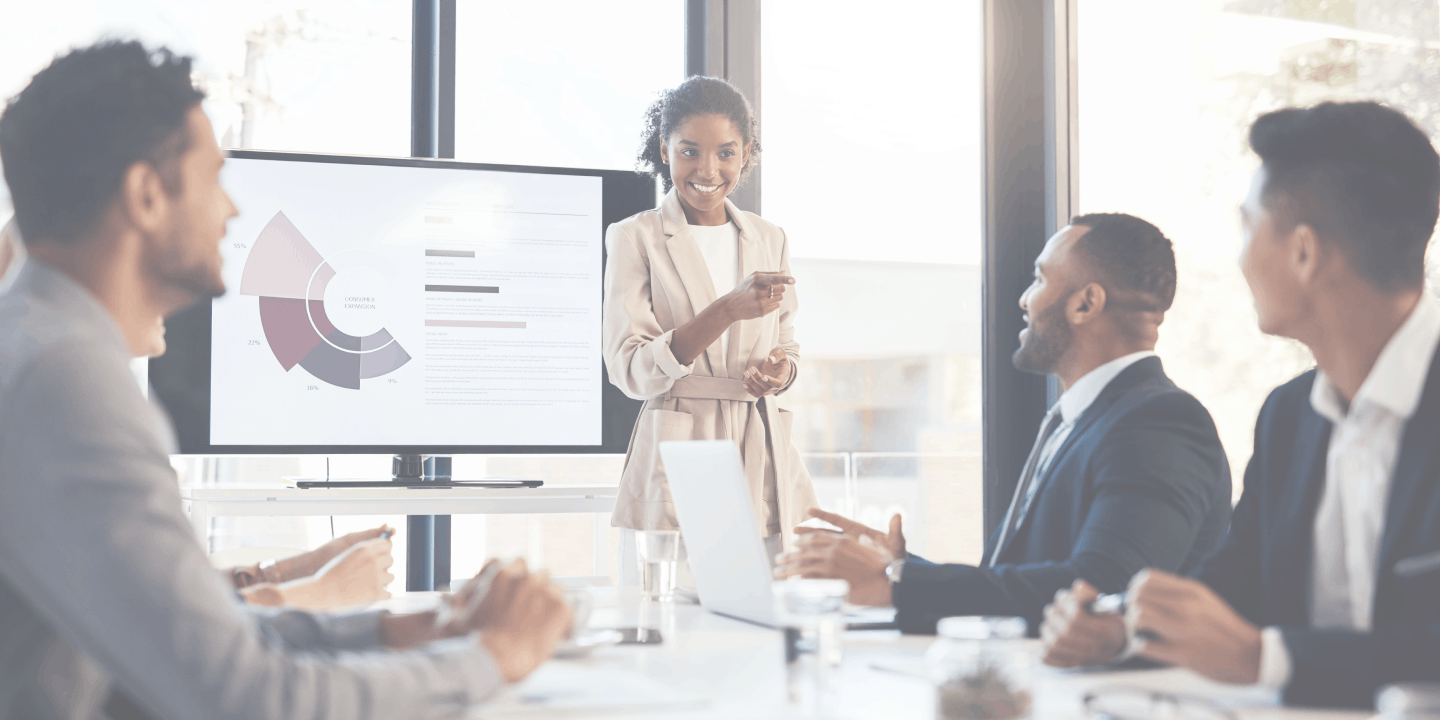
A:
[[1084, 592, 1157, 642], [1085, 592, 1126, 615]]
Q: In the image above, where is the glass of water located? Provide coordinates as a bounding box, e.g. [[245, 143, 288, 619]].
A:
[[636, 530, 680, 601], [773, 578, 850, 710]]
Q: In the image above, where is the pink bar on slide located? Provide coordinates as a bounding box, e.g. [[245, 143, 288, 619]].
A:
[[425, 319, 527, 329]]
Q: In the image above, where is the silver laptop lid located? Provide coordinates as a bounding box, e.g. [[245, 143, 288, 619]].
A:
[[658, 440, 777, 626]]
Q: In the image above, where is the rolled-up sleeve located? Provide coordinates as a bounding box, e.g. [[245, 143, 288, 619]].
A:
[[603, 223, 693, 399], [0, 344, 508, 720], [774, 228, 801, 394], [649, 329, 693, 381]]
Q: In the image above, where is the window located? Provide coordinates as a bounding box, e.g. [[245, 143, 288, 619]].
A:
[[1077, 0, 1440, 496], [0, 1, 411, 158], [445, 1, 685, 583], [762, 0, 985, 563], [2, 0, 414, 583], [454, 1, 684, 170]]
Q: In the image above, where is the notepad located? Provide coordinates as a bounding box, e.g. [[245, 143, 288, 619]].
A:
[[473, 663, 708, 718]]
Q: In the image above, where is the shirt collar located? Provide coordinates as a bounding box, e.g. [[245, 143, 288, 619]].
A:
[[1310, 294, 1440, 423], [1057, 350, 1157, 424]]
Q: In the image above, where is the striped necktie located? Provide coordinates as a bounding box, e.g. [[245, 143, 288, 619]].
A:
[[989, 407, 1065, 567]]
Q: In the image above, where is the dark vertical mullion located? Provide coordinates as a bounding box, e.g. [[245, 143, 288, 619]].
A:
[[1042, 0, 1079, 409], [981, 0, 1053, 542], [408, 0, 441, 592], [685, 0, 709, 77], [412, 0, 439, 159], [438, 0, 456, 159], [721, 0, 761, 215]]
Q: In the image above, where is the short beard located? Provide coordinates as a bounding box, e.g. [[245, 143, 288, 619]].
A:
[[146, 223, 226, 305], [1012, 300, 1072, 375]]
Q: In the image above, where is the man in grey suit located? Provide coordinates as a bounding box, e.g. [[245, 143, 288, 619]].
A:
[[0, 41, 571, 720]]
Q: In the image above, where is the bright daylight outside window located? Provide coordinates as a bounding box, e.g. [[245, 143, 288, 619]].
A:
[[455, 1, 684, 170], [0, 0, 415, 583], [449, 1, 684, 582], [763, 0, 985, 563], [1078, 0, 1440, 498]]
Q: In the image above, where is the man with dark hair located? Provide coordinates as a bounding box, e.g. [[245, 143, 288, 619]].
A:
[[774, 212, 1231, 634], [0, 40, 571, 720], [1041, 100, 1440, 709]]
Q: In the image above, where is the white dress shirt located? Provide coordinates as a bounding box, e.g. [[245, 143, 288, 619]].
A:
[[688, 221, 739, 358], [1257, 294, 1440, 689]]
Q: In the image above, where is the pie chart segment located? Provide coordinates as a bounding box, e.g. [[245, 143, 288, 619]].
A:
[[258, 297, 323, 371], [331, 328, 364, 351], [360, 328, 395, 351], [360, 341, 412, 380], [240, 211, 411, 389], [307, 299, 337, 338], [297, 339, 362, 390], [239, 211, 335, 301]]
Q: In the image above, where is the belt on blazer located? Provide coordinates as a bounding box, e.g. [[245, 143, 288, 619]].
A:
[[659, 377, 789, 535], [665, 375, 757, 402]]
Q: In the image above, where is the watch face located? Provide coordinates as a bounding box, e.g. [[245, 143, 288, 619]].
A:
[[885, 560, 904, 583]]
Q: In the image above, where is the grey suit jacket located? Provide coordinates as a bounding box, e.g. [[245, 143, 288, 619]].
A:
[[0, 261, 502, 720]]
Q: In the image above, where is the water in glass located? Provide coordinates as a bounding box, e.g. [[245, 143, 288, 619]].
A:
[[636, 530, 679, 601]]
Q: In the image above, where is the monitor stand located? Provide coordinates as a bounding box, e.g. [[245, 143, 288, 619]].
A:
[[290, 454, 544, 489]]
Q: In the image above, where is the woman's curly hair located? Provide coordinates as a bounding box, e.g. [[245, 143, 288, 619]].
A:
[[637, 76, 761, 193]]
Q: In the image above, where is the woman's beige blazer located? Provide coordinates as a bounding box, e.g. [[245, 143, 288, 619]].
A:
[[603, 189, 819, 544]]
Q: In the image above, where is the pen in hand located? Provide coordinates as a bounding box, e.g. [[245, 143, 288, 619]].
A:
[[1084, 592, 1158, 642]]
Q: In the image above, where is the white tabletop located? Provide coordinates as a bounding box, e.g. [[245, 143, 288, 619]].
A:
[[463, 588, 1374, 720]]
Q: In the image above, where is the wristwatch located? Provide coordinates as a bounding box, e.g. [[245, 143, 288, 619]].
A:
[[884, 558, 906, 585]]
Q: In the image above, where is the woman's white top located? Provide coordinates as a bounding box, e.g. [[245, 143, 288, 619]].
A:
[[686, 221, 739, 357]]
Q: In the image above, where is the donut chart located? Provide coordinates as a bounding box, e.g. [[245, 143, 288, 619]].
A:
[[239, 211, 410, 389]]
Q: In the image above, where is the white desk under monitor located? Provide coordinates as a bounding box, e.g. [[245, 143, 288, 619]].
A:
[[180, 483, 619, 575]]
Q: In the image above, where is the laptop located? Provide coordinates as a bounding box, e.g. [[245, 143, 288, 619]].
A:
[[658, 439, 897, 630]]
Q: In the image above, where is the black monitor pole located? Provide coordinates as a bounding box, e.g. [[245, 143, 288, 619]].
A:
[[407, 0, 456, 592]]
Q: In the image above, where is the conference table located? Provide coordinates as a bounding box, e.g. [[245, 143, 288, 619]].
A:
[[464, 587, 1374, 719]]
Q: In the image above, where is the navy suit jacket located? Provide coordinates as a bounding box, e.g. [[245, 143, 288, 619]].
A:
[[1197, 347, 1440, 708], [893, 357, 1232, 633]]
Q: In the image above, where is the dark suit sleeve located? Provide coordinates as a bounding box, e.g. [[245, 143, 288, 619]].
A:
[[1277, 625, 1440, 708], [892, 392, 1228, 633], [1193, 388, 1282, 624]]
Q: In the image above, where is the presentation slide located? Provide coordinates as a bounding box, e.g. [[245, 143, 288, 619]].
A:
[[209, 158, 604, 446]]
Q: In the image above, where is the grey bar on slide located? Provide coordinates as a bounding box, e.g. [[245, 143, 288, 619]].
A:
[[425, 284, 498, 293], [425, 249, 474, 257], [425, 319, 526, 329]]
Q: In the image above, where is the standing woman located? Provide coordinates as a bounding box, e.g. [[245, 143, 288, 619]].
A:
[[604, 76, 818, 561]]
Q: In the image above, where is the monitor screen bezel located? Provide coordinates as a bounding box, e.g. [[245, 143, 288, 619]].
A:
[[149, 149, 651, 456]]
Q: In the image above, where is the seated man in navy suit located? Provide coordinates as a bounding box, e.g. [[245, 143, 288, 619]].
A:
[[1041, 101, 1440, 709], [774, 212, 1233, 634]]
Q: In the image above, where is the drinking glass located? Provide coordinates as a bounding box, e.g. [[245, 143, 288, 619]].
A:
[[773, 578, 849, 710], [927, 616, 1033, 720], [636, 530, 680, 601]]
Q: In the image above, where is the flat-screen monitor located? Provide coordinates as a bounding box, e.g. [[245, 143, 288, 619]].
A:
[[150, 150, 653, 455]]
